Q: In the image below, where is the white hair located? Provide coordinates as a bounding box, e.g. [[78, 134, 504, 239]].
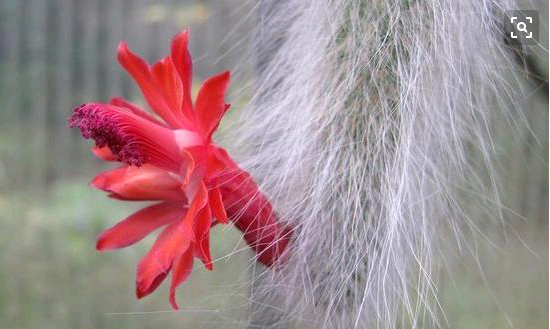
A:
[[226, 0, 524, 328]]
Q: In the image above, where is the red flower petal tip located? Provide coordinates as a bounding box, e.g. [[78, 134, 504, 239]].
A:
[[68, 30, 293, 310], [136, 271, 169, 299]]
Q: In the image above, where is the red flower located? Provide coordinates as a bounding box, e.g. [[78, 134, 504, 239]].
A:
[[68, 31, 291, 309]]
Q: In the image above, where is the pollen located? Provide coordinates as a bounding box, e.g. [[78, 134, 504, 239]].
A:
[[68, 104, 147, 166]]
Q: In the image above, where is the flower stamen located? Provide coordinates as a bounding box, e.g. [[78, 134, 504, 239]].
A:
[[69, 103, 201, 172]]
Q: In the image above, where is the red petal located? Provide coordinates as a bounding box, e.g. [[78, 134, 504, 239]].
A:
[[209, 186, 228, 223], [110, 97, 167, 127], [117, 42, 187, 129], [194, 71, 231, 139], [151, 57, 191, 127], [184, 164, 207, 201], [181, 180, 213, 269], [91, 165, 187, 202], [136, 270, 169, 300], [96, 202, 185, 250], [91, 146, 116, 161], [170, 31, 194, 122], [193, 205, 213, 270], [195, 233, 213, 270], [183, 180, 208, 230], [169, 248, 194, 309], [206, 145, 233, 177], [136, 217, 195, 299], [216, 168, 292, 267]]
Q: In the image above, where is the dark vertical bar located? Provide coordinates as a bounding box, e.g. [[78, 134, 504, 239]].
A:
[[69, 0, 85, 172], [107, 0, 122, 99], [17, 0, 30, 121], [0, 2, 7, 63], [0, 1, 9, 125], [0, 0, 14, 190], [96, 0, 108, 102], [82, 2, 98, 100], [45, 0, 59, 186], [5, 0, 23, 189], [29, 0, 48, 194], [16, 0, 30, 187], [70, 0, 85, 99], [56, 0, 73, 180], [120, 0, 132, 100], [70, 0, 84, 115], [45, 0, 58, 126]]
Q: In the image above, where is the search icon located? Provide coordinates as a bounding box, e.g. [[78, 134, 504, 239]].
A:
[[505, 10, 539, 45], [516, 21, 528, 33]]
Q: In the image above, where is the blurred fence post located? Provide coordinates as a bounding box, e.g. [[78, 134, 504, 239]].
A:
[[28, 0, 48, 194]]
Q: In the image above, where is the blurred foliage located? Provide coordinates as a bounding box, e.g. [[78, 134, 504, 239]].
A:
[[0, 180, 251, 329], [441, 225, 548, 329]]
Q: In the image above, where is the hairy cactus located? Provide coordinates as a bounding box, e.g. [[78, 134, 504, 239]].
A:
[[226, 0, 525, 328]]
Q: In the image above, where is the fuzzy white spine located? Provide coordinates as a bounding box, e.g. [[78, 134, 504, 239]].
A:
[[228, 0, 520, 328]]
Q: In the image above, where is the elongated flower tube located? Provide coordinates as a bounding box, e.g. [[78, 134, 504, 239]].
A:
[[68, 31, 292, 309]]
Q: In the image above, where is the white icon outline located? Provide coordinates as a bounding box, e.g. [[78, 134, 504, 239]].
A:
[[510, 16, 533, 39]]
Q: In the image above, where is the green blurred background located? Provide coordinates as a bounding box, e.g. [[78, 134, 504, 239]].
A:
[[0, 0, 547, 328]]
